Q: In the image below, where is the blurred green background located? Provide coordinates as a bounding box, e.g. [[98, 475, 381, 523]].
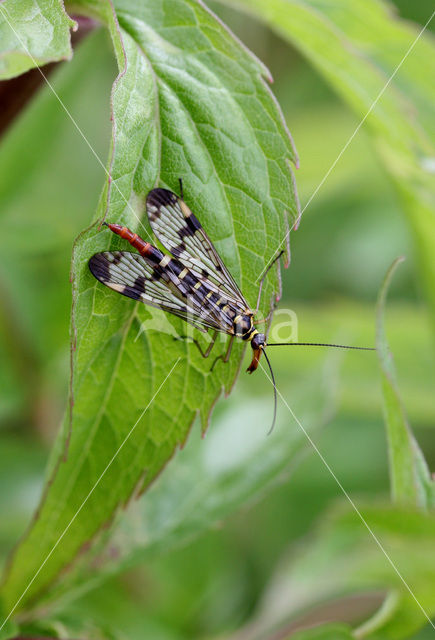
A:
[[0, 1, 434, 637]]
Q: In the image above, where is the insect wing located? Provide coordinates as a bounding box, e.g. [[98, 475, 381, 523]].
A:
[[89, 251, 222, 333], [146, 188, 249, 308]]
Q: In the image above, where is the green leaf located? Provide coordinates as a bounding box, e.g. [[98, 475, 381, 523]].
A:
[[216, 0, 435, 329], [0, 600, 17, 640], [0, 622, 17, 640], [290, 624, 354, 640], [0, 0, 298, 617], [27, 357, 336, 611], [238, 502, 435, 639], [0, 594, 18, 640], [0, 0, 75, 79], [376, 257, 435, 508], [0, 29, 113, 430]]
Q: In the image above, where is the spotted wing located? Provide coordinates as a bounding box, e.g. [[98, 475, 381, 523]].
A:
[[89, 251, 224, 333], [146, 188, 249, 308]]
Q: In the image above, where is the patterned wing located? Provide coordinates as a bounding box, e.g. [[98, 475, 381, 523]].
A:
[[146, 188, 249, 308], [89, 251, 226, 333]]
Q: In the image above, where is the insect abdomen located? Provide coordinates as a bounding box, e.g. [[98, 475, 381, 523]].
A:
[[106, 223, 163, 262]]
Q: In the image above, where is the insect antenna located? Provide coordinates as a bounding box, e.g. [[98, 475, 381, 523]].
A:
[[262, 348, 278, 436], [261, 341, 374, 435], [266, 342, 375, 351]]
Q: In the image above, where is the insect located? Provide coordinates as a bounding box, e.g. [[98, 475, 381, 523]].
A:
[[89, 181, 374, 432]]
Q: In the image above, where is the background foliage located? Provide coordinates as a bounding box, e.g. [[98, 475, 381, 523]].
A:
[[0, 0, 434, 638]]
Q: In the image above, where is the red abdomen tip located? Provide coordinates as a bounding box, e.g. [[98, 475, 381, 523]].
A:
[[107, 223, 124, 234], [105, 222, 151, 256]]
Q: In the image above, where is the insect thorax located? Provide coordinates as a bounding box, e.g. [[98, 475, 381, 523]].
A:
[[233, 313, 254, 339]]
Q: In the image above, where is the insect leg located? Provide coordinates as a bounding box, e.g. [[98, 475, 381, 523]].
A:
[[254, 250, 284, 314], [210, 335, 234, 372], [178, 178, 184, 199], [254, 304, 276, 327], [174, 330, 218, 358]]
